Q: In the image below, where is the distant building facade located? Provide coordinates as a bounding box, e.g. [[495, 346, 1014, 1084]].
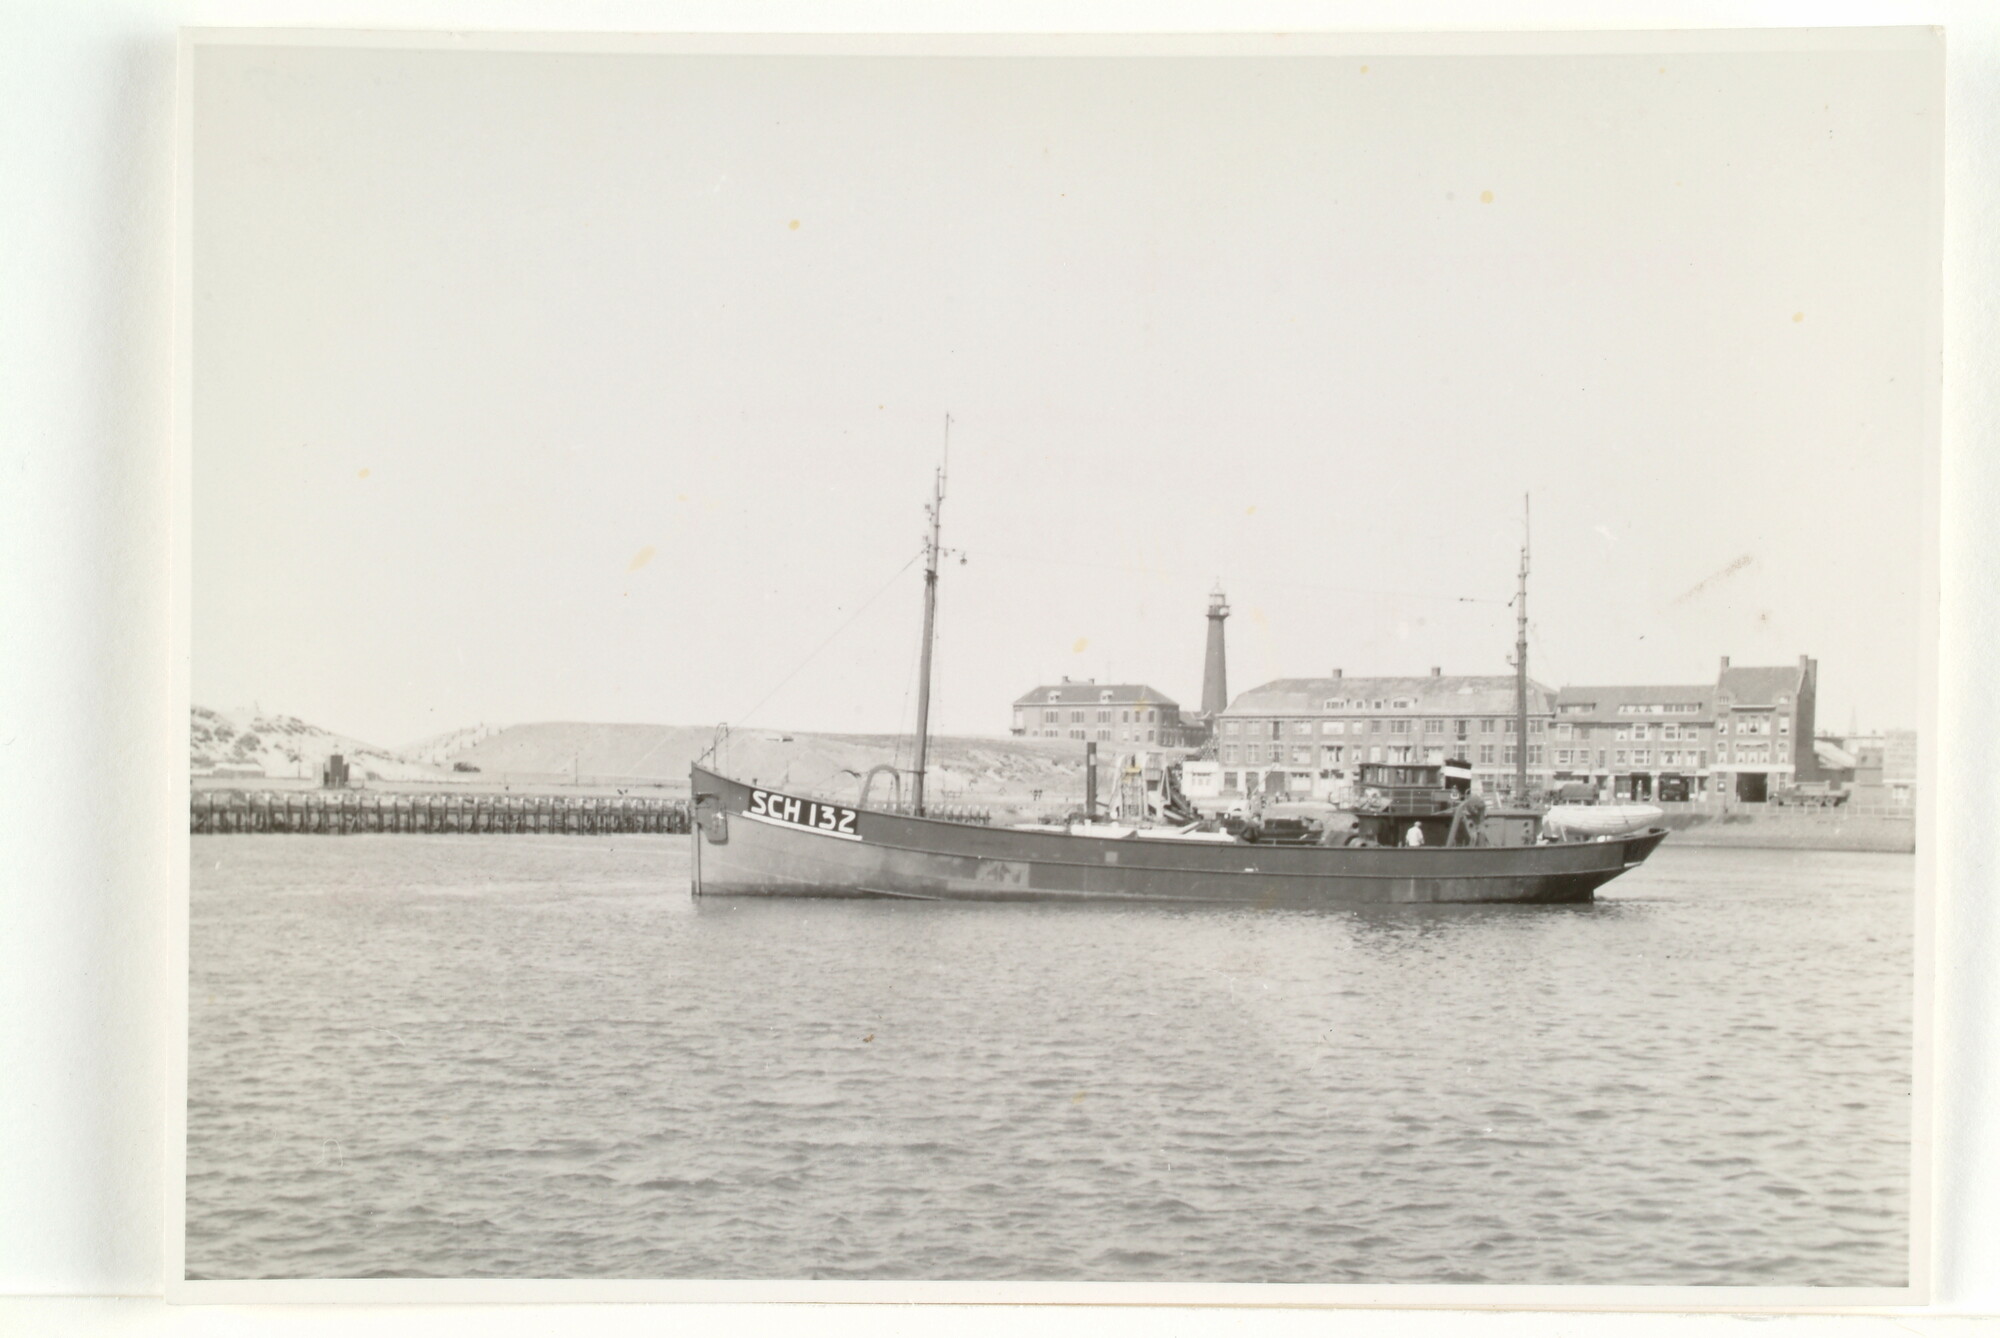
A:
[[1554, 655, 1819, 802], [1713, 655, 1820, 800], [1185, 668, 1557, 804], [1011, 679, 1185, 747], [1551, 683, 1717, 801]]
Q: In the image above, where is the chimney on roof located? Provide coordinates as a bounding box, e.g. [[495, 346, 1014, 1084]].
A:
[[1331, 667, 1342, 680], [1798, 654, 1809, 673], [1431, 666, 1441, 677], [1061, 675, 1070, 684], [1719, 655, 1731, 674]]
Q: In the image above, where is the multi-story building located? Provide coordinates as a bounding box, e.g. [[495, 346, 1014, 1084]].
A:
[[1010, 679, 1185, 747], [1185, 668, 1557, 804], [1551, 684, 1716, 800], [1712, 655, 1819, 801], [1555, 655, 1820, 802]]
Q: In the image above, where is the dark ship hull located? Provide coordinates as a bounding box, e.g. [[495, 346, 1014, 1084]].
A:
[[691, 766, 1666, 907]]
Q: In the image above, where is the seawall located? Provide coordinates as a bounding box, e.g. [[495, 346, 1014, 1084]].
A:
[[1657, 810, 1914, 854]]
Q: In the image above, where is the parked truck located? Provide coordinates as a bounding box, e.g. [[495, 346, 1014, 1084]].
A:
[[1770, 780, 1849, 808]]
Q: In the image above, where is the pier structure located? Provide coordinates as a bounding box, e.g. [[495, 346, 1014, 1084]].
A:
[[191, 790, 692, 835]]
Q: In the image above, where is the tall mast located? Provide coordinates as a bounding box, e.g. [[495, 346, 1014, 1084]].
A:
[[1514, 494, 1531, 800], [911, 415, 949, 816]]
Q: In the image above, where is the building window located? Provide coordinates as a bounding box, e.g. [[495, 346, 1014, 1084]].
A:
[[1097, 729, 1110, 741], [1480, 718, 1495, 735], [1369, 746, 1383, 763], [1424, 718, 1444, 734], [1478, 744, 1495, 764], [1634, 750, 1650, 766], [1390, 719, 1412, 735], [1369, 719, 1383, 734], [1070, 728, 1084, 740], [1615, 750, 1629, 765], [1292, 746, 1312, 765], [1096, 709, 1109, 724], [1390, 746, 1413, 763], [1294, 722, 1313, 736], [1047, 691, 1060, 704], [1528, 745, 1544, 765], [1503, 746, 1518, 765], [1778, 717, 1790, 734], [1718, 721, 1729, 734], [1146, 709, 1157, 722], [1222, 745, 1238, 764], [1529, 719, 1545, 736], [1505, 719, 1518, 735], [1322, 745, 1344, 765], [1225, 721, 1240, 735], [1372, 700, 1385, 710], [1598, 750, 1607, 767], [1071, 710, 1083, 724], [1455, 719, 1469, 739], [1323, 721, 1344, 735], [1222, 771, 1238, 790], [1779, 742, 1790, 760], [1391, 698, 1412, 709]]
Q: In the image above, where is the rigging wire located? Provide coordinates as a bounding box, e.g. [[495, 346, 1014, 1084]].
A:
[[727, 550, 923, 735], [966, 546, 1507, 607]]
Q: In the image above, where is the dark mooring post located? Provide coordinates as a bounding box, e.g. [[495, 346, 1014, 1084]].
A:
[[1085, 740, 1099, 819]]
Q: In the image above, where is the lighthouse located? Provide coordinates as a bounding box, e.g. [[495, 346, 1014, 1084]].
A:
[[1201, 584, 1230, 719]]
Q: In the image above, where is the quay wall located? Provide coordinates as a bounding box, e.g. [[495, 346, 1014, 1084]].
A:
[[1655, 809, 1914, 854]]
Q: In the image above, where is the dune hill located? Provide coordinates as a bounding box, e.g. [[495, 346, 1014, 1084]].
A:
[[191, 706, 448, 782], [437, 722, 1096, 801], [193, 707, 1101, 801]]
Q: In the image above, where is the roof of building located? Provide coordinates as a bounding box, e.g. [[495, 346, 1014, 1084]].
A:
[[1014, 682, 1179, 707], [1554, 683, 1714, 721], [1717, 663, 1807, 706], [1223, 675, 1555, 717]]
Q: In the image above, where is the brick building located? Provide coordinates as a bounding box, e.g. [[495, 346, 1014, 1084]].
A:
[[1011, 680, 1185, 747], [1555, 655, 1820, 802], [1550, 683, 1716, 801], [1713, 655, 1820, 801], [1183, 668, 1557, 805]]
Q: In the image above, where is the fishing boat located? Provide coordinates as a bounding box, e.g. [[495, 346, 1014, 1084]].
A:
[[690, 451, 1667, 906]]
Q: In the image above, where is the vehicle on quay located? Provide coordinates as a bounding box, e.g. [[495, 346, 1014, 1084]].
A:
[[1770, 781, 1850, 809]]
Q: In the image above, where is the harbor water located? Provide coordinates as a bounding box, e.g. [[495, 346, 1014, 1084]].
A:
[[185, 837, 1912, 1284]]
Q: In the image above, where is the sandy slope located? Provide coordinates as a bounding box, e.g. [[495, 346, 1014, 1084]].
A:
[[192, 707, 1100, 802], [439, 722, 1097, 802], [190, 706, 449, 782]]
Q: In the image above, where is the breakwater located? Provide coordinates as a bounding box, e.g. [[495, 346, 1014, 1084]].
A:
[[191, 789, 692, 835]]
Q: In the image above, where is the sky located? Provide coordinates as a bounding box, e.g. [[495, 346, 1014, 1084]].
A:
[[191, 37, 1939, 749]]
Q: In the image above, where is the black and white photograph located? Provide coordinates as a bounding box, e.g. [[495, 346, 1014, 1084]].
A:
[[172, 28, 1938, 1301]]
